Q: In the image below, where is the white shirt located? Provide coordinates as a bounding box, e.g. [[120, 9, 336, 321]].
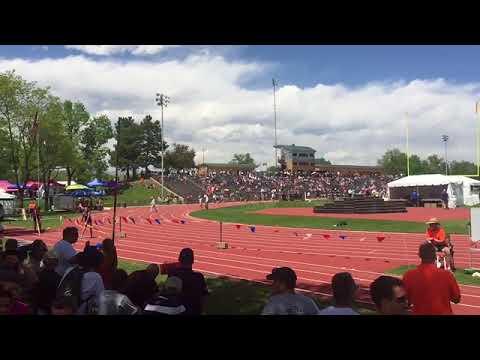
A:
[[150, 198, 156, 206], [53, 240, 77, 276], [318, 306, 359, 315]]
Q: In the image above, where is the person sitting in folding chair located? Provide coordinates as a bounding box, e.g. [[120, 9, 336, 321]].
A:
[[425, 217, 455, 271]]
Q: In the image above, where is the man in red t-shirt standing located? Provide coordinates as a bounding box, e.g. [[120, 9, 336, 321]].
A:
[[403, 242, 461, 315]]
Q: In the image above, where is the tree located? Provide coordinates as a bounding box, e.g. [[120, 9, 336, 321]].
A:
[[230, 153, 256, 166], [424, 154, 445, 174], [138, 115, 167, 175], [0, 70, 36, 188], [37, 97, 73, 210], [165, 143, 195, 169], [110, 117, 143, 181], [377, 149, 408, 175], [450, 160, 477, 175], [315, 157, 332, 165], [61, 100, 90, 184], [0, 127, 14, 180], [80, 115, 113, 179]]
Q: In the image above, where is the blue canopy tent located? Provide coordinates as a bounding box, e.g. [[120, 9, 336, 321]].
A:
[[70, 189, 102, 197]]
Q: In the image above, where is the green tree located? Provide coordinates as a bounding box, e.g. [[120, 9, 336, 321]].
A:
[[138, 115, 167, 175], [315, 157, 332, 165], [61, 100, 90, 184], [80, 115, 113, 179], [110, 117, 143, 181], [0, 70, 36, 188], [165, 143, 195, 169], [230, 153, 256, 166], [377, 149, 408, 175], [450, 160, 477, 175], [424, 154, 445, 174]]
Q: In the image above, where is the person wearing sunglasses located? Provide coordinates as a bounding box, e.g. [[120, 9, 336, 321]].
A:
[[370, 276, 410, 315], [402, 242, 460, 315]]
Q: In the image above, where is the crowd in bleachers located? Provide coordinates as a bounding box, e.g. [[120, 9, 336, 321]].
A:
[[0, 228, 461, 315], [161, 170, 397, 203]]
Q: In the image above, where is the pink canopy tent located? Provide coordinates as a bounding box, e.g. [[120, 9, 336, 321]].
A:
[[0, 180, 18, 193]]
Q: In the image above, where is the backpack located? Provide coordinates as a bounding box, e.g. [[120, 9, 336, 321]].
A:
[[56, 266, 86, 311]]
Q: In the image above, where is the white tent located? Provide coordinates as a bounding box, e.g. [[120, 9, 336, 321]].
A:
[[0, 190, 16, 216], [387, 174, 480, 207]]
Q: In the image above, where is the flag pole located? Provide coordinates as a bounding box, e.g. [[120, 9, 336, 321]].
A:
[[112, 119, 121, 244], [405, 112, 410, 176]]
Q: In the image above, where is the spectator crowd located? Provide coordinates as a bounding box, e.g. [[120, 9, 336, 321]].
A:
[[0, 226, 461, 315], [162, 170, 397, 204]]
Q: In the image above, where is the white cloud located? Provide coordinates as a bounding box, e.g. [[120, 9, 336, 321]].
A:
[[65, 45, 178, 56], [0, 54, 479, 167]]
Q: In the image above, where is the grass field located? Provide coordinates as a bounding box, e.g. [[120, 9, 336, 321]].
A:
[[386, 265, 480, 286], [102, 183, 162, 207], [191, 202, 470, 234]]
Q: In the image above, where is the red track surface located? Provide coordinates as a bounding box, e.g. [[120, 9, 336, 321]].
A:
[[256, 206, 470, 222], [4, 203, 479, 315]]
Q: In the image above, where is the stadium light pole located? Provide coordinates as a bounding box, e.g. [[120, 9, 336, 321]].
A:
[[405, 112, 410, 176], [155, 93, 170, 201], [477, 101, 480, 176], [442, 134, 449, 175], [272, 79, 279, 169]]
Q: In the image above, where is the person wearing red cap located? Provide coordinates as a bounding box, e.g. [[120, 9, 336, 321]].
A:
[[403, 242, 460, 315]]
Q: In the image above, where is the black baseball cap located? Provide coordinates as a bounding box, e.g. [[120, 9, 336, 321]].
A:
[[266, 267, 297, 288]]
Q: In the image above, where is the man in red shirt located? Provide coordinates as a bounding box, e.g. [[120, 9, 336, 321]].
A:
[[403, 242, 461, 315], [425, 217, 454, 270]]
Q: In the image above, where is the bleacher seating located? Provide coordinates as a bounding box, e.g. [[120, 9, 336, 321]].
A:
[[313, 196, 407, 214]]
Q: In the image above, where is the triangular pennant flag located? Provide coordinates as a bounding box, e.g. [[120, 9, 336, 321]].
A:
[[145, 218, 153, 225], [274, 229, 279, 233], [172, 219, 180, 224], [235, 224, 241, 229], [377, 236, 385, 242], [121, 216, 129, 223], [359, 237, 366, 242], [322, 234, 331, 239], [339, 235, 347, 240], [303, 233, 312, 240], [180, 220, 186, 224], [155, 219, 161, 224], [293, 232, 298, 237], [249, 226, 256, 233], [129, 217, 136, 224]]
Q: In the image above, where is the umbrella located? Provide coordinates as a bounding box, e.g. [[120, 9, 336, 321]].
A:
[[66, 184, 90, 191], [87, 179, 107, 187]]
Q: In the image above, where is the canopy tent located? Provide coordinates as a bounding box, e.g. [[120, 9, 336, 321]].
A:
[[0, 180, 18, 193], [387, 174, 480, 207], [65, 184, 90, 191], [57, 180, 77, 187], [70, 189, 101, 197], [0, 191, 16, 216], [87, 179, 107, 187], [0, 191, 15, 200]]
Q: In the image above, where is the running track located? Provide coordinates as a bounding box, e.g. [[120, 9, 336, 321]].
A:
[[5, 203, 480, 315]]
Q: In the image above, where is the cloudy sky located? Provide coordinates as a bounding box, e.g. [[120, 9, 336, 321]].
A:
[[1, 45, 479, 167]]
